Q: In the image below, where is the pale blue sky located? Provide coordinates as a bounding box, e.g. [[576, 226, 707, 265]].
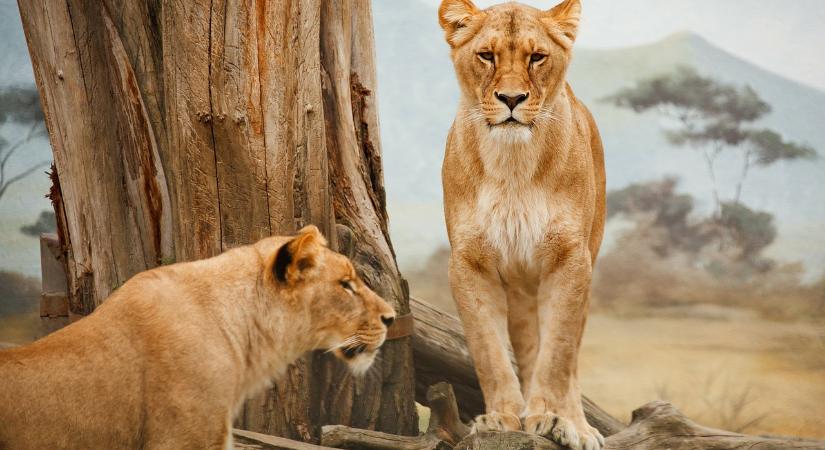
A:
[[420, 0, 825, 92]]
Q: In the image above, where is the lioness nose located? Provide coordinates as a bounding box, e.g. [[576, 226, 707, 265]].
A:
[[380, 315, 394, 327], [495, 92, 528, 111]]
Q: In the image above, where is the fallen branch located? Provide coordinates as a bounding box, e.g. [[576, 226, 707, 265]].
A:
[[320, 383, 468, 450], [409, 297, 625, 437], [602, 401, 825, 450], [233, 428, 338, 450], [454, 401, 825, 450]]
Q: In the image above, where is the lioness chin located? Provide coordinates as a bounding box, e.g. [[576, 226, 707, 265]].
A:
[[0, 225, 395, 450], [439, 1, 606, 449]]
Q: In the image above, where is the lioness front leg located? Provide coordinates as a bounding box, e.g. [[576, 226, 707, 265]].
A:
[[523, 246, 604, 450], [449, 252, 523, 432]]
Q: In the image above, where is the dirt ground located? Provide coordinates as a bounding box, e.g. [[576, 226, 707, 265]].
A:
[[579, 311, 825, 439]]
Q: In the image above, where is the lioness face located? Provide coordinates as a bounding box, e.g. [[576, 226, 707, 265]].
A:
[[439, 0, 581, 140], [271, 226, 396, 375]]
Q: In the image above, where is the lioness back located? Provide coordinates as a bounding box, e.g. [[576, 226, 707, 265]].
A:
[[0, 226, 395, 450]]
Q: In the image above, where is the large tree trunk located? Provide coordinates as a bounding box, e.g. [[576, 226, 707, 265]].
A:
[[18, 0, 416, 442]]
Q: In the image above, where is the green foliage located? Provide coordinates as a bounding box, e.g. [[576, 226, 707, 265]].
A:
[[604, 66, 770, 123], [20, 210, 57, 237], [607, 177, 778, 271], [747, 129, 817, 166], [607, 177, 707, 255], [607, 177, 693, 224], [0, 87, 44, 125], [603, 66, 817, 212], [719, 201, 777, 260], [0, 87, 50, 204]]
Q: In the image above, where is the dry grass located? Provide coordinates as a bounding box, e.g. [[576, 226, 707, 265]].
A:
[[655, 372, 770, 433], [591, 232, 825, 321]]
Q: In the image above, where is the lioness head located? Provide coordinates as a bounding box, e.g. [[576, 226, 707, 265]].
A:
[[439, 0, 580, 140], [269, 225, 396, 375]]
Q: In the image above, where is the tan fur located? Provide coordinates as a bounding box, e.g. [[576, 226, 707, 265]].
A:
[[439, 1, 606, 449], [0, 226, 395, 450]]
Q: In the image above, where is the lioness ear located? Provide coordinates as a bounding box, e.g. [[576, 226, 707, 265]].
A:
[[544, 0, 581, 47], [273, 225, 328, 283], [438, 0, 481, 47]]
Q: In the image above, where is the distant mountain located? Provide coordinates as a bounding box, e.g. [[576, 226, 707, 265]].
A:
[[373, 0, 825, 275]]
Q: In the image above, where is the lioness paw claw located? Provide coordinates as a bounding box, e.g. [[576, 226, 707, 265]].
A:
[[523, 413, 604, 450], [470, 412, 521, 433]]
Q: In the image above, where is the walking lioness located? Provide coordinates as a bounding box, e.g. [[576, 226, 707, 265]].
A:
[[439, 1, 605, 449], [0, 226, 396, 450]]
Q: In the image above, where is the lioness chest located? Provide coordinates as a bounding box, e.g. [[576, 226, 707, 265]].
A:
[[475, 178, 552, 272]]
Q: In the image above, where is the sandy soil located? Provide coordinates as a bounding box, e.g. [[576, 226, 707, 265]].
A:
[[579, 312, 825, 438]]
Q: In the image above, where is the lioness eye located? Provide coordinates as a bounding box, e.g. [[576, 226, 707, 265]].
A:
[[340, 280, 354, 292], [478, 52, 494, 62], [530, 53, 546, 63]]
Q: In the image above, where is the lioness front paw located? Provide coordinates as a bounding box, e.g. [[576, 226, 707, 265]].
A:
[[470, 411, 522, 433], [523, 413, 604, 450]]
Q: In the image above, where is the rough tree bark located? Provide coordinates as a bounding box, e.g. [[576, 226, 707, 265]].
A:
[[18, 0, 416, 442]]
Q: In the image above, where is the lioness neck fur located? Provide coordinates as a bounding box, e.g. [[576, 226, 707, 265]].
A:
[[439, 1, 606, 449], [0, 226, 395, 450]]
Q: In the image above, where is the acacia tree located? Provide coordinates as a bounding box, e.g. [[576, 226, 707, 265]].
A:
[[604, 66, 816, 215], [18, 0, 416, 442], [606, 177, 778, 267], [0, 87, 49, 204]]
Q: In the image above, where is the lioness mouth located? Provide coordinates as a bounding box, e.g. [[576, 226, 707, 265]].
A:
[[342, 344, 367, 359], [495, 117, 523, 126]]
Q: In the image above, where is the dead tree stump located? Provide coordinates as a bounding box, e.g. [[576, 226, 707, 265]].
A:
[[18, 0, 416, 441]]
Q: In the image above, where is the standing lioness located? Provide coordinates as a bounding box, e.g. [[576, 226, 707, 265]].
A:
[[439, 1, 605, 449], [0, 226, 395, 450]]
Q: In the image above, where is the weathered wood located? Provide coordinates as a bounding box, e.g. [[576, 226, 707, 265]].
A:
[[19, 0, 416, 442], [322, 426, 447, 450], [409, 297, 626, 438], [423, 382, 471, 445], [320, 383, 464, 450], [603, 401, 825, 450], [234, 428, 340, 450], [316, 0, 417, 435], [456, 432, 562, 450], [454, 401, 825, 450]]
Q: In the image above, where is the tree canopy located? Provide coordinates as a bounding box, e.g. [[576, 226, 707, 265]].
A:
[[603, 66, 817, 212], [0, 86, 49, 205]]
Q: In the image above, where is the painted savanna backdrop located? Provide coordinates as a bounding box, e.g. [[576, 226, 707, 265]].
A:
[[372, 0, 825, 439], [0, 0, 823, 440]]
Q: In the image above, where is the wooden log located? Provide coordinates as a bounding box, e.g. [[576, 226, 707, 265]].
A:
[[454, 401, 825, 450], [234, 428, 340, 450], [455, 432, 562, 450], [603, 401, 825, 450], [409, 297, 626, 437], [320, 383, 467, 450]]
